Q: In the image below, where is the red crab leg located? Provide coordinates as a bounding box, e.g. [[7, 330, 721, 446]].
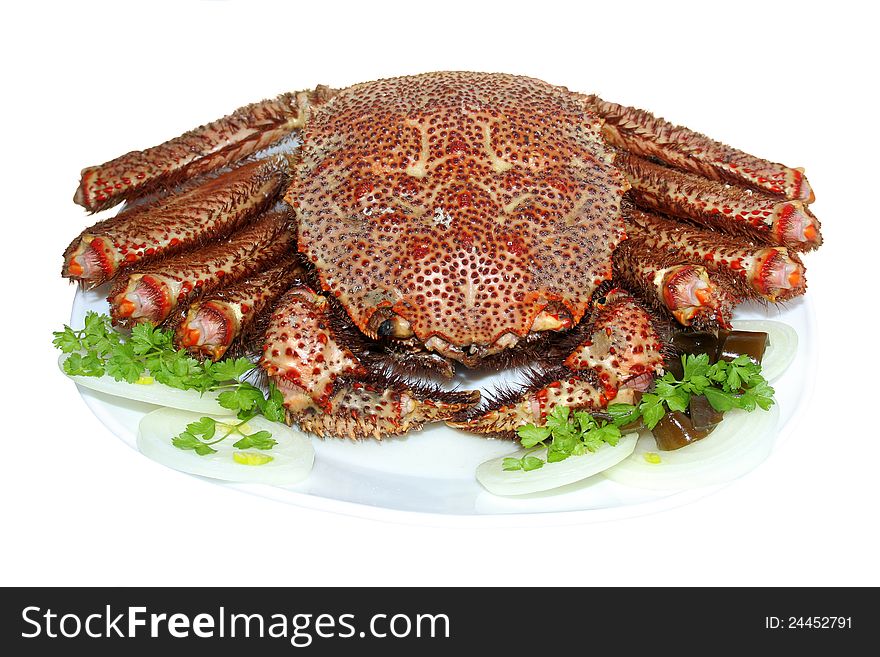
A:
[[261, 287, 479, 439], [585, 95, 814, 202], [612, 238, 737, 329], [626, 210, 807, 302], [449, 290, 664, 436], [619, 154, 822, 251], [108, 210, 293, 327], [63, 157, 288, 288], [73, 88, 331, 212], [174, 259, 304, 361]]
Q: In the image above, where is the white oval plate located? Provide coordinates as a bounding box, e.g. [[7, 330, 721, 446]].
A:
[[67, 287, 816, 526]]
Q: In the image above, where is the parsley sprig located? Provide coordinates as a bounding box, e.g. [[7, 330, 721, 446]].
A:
[[606, 353, 775, 431], [172, 416, 277, 456], [505, 406, 622, 471], [511, 353, 775, 471], [55, 312, 288, 455]]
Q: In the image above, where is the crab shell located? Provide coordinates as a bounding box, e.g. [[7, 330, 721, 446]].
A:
[[286, 72, 627, 366]]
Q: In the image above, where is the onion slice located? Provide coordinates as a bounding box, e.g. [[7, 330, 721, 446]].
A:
[[602, 405, 779, 490], [137, 408, 314, 485], [729, 320, 797, 382], [59, 354, 231, 414], [476, 433, 639, 496]]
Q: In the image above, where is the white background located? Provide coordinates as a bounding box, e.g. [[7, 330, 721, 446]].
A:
[[1, 0, 877, 586]]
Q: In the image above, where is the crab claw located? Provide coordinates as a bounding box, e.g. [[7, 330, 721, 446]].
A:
[[451, 289, 664, 437], [297, 381, 480, 440], [262, 286, 479, 439], [447, 373, 606, 436]]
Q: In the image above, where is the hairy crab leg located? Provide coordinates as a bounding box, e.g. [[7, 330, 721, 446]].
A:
[[585, 95, 814, 202], [449, 290, 664, 436], [63, 157, 288, 288], [261, 287, 479, 439], [73, 87, 335, 212], [619, 154, 822, 251], [174, 259, 304, 361], [612, 238, 737, 329], [108, 210, 294, 327], [626, 210, 807, 302]]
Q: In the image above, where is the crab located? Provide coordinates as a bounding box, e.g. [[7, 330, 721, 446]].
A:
[[64, 72, 822, 439]]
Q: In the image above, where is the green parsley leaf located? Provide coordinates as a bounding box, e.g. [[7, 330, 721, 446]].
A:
[[607, 403, 640, 427], [172, 432, 217, 456], [639, 393, 666, 430], [516, 424, 551, 448], [574, 410, 598, 434], [522, 456, 544, 471], [233, 430, 276, 450], [702, 386, 736, 412], [218, 383, 265, 413], [62, 352, 85, 375], [546, 447, 570, 463], [261, 383, 287, 423], [106, 346, 143, 383], [79, 351, 105, 377], [185, 417, 217, 440], [502, 457, 523, 471], [52, 326, 83, 353], [545, 404, 569, 427], [210, 357, 255, 382]]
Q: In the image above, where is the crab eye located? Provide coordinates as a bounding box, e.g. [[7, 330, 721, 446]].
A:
[[596, 296, 607, 306]]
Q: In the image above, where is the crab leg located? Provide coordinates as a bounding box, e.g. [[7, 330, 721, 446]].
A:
[[612, 238, 737, 329], [261, 287, 479, 439], [626, 210, 807, 302], [73, 89, 331, 212], [63, 157, 288, 288], [174, 259, 304, 361], [449, 290, 664, 436], [585, 96, 814, 202], [108, 210, 294, 327], [619, 154, 821, 251]]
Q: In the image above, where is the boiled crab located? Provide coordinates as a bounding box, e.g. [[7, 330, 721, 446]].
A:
[[63, 72, 821, 438]]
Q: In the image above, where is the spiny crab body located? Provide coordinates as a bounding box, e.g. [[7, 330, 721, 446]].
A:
[[63, 72, 821, 439]]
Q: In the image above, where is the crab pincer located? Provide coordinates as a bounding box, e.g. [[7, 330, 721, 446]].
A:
[[450, 291, 664, 436], [261, 287, 479, 439]]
